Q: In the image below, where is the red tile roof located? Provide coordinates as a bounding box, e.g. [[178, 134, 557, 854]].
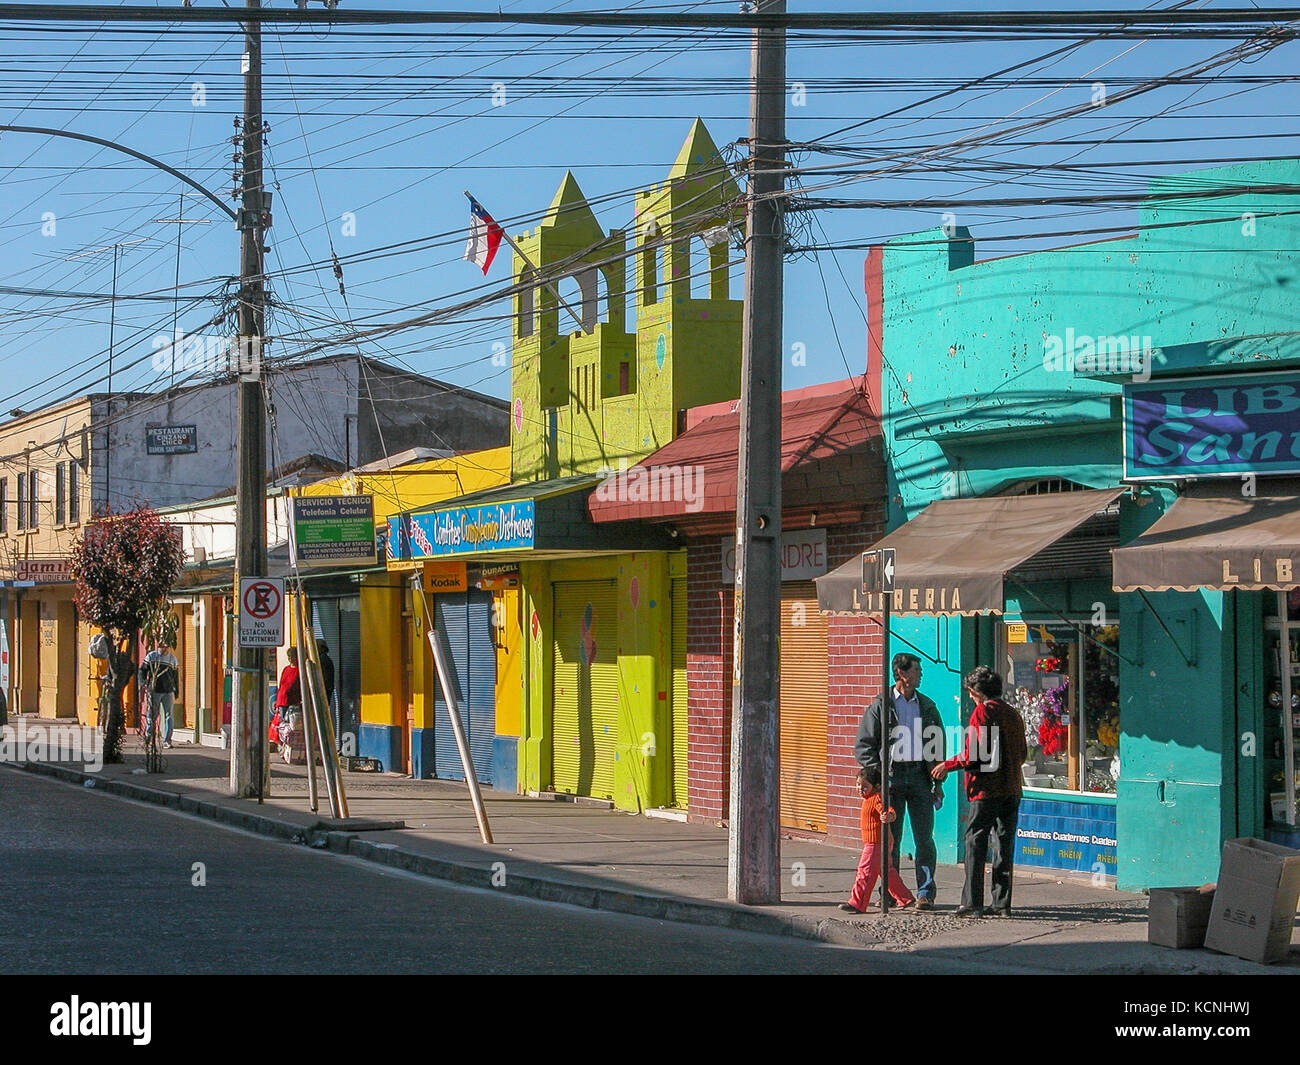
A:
[[587, 378, 879, 524]]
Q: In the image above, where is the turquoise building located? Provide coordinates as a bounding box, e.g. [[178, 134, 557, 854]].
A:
[[824, 157, 1300, 890]]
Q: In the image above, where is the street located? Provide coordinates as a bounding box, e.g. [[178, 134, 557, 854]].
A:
[[0, 766, 961, 976]]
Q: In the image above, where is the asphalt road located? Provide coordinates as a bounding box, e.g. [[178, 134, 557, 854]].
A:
[[0, 766, 961, 975]]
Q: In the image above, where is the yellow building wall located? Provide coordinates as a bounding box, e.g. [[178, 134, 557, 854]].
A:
[[494, 587, 522, 739], [359, 574, 404, 729]]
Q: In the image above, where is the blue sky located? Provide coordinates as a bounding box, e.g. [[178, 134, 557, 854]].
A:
[[1, 0, 1297, 429]]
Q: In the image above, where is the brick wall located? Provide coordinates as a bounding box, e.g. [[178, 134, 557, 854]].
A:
[[825, 519, 885, 849], [686, 537, 732, 822], [684, 513, 884, 849]]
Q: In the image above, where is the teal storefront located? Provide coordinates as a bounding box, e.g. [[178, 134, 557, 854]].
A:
[[836, 154, 1300, 889]]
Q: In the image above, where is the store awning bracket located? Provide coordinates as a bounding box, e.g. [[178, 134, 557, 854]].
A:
[[1004, 578, 1140, 668], [1134, 590, 1197, 668]]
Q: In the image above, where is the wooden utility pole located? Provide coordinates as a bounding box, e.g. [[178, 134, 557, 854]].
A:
[[231, 0, 269, 799], [728, 0, 785, 906]]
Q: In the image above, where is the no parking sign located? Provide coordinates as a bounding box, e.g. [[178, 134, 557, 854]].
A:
[[238, 577, 285, 647]]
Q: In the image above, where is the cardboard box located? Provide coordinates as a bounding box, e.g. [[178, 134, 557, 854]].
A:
[[1148, 887, 1215, 949], [1203, 838, 1300, 964]]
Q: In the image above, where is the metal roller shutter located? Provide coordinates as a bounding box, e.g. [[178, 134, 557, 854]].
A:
[[311, 598, 341, 735], [779, 582, 828, 833], [552, 580, 618, 799], [466, 591, 496, 782], [433, 592, 495, 783], [671, 578, 689, 808], [181, 606, 197, 729], [337, 597, 361, 750]]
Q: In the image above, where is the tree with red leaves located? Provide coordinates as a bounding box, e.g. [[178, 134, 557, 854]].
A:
[[70, 506, 186, 764]]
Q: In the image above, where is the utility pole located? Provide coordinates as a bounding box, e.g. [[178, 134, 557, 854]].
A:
[[728, 0, 785, 906], [231, 0, 269, 799]]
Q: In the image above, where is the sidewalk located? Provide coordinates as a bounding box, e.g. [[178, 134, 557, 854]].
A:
[[8, 720, 1298, 974]]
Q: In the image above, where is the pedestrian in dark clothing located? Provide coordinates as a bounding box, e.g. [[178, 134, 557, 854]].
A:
[[854, 652, 946, 908], [317, 643, 335, 705], [932, 664, 1028, 918]]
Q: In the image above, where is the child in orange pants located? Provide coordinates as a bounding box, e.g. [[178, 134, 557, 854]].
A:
[[841, 767, 916, 913]]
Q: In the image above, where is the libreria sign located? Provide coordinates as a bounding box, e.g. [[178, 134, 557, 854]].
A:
[[1123, 372, 1300, 480], [389, 500, 536, 558]]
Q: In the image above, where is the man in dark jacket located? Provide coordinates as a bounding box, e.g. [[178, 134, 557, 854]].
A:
[[932, 664, 1029, 917], [854, 652, 945, 909]]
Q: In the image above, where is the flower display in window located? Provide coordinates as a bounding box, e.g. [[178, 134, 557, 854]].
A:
[[1039, 714, 1068, 757], [1034, 656, 1063, 673], [1097, 715, 1119, 748]]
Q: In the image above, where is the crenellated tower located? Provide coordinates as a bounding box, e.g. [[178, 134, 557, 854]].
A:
[[509, 120, 743, 482]]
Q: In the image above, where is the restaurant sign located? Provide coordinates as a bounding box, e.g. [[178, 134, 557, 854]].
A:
[[388, 500, 535, 560], [146, 425, 198, 455], [1124, 371, 1300, 480]]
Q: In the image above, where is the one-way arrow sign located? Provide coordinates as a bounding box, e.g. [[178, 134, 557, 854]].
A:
[[861, 547, 897, 594]]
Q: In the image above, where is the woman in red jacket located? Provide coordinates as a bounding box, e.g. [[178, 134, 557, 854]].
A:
[[932, 665, 1028, 918]]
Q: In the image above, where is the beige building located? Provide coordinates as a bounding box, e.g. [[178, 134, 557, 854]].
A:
[[0, 396, 98, 720]]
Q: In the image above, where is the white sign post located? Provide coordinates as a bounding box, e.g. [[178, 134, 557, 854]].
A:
[[238, 577, 285, 647]]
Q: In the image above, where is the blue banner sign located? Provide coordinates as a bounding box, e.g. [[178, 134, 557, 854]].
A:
[[1015, 797, 1117, 874], [388, 500, 536, 559], [1124, 371, 1300, 480]]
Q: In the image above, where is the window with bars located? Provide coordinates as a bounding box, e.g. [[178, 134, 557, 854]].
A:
[[55, 463, 66, 526], [0, 477, 7, 535], [27, 470, 39, 529], [16, 472, 25, 532]]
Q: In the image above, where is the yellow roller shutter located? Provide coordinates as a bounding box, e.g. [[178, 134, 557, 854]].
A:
[[552, 580, 619, 799], [779, 582, 828, 833], [182, 606, 197, 730], [670, 578, 689, 809]]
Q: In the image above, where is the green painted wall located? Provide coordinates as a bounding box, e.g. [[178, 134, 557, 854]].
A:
[[519, 552, 674, 812], [879, 156, 1300, 889], [510, 120, 742, 482]]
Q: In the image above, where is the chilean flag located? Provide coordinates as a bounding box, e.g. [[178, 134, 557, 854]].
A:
[[463, 197, 503, 274]]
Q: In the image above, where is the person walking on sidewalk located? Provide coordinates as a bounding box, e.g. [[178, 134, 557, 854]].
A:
[[854, 652, 945, 909], [138, 641, 179, 748], [840, 767, 916, 914], [931, 664, 1028, 918], [275, 647, 302, 719]]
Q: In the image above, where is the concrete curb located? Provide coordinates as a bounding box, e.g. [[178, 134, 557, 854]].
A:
[[12, 759, 881, 949]]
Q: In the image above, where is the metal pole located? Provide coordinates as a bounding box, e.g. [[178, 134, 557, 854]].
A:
[[880, 598, 892, 916], [291, 592, 319, 813], [231, 0, 268, 799], [464, 190, 589, 335], [298, 593, 348, 819], [171, 193, 182, 391], [106, 244, 118, 514], [728, 0, 785, 906], [415, 575, 492, 844]]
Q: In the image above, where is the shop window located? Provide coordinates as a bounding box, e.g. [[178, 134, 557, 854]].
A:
[[1005, 621, 1121, 794]]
